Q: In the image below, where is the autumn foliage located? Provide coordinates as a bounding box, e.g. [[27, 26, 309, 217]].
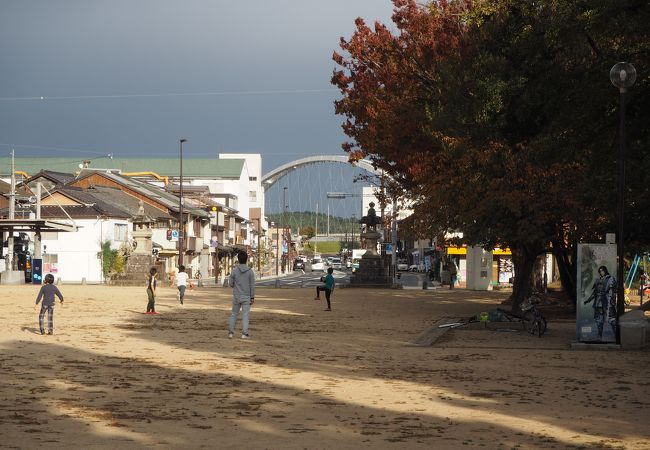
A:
[[333, 0, 650, 307]]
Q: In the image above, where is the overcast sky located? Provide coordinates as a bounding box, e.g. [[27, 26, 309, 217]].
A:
[[0, 0, 395, 174]]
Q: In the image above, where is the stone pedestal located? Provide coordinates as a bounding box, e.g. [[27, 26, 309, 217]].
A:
[[349, 202, 393, 288], [109, 254, 155, 286]]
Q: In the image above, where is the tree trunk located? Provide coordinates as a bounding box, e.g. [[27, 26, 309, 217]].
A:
[[509, 242, 545, 311], [552, 240, 577, 307]]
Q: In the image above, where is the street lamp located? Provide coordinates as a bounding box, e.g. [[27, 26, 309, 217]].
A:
[[610, 61, 636, 331], [178, 138, 187, 266], [283, 187, 289, 264]]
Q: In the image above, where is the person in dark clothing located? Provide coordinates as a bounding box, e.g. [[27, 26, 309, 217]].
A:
[[33, 273, 64, 335], [315, 267, 335, 311], [145, 267, 158, 314], [448, 258, 458, 290]]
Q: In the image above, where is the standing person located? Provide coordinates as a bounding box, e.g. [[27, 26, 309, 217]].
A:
[[145, 267, 158, 314], [33, 273, 64, 335], [176, 265, 188, 305], [448, 257, 458, 290], [314, 267, 335, 311], [228, 252, 255, 339]]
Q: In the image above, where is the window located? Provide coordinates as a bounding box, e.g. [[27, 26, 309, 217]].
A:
[[43, 254, 58, 274], [114, 223, 128, 241], [249, 191, 257, 202], [249, 176, 257, 181]]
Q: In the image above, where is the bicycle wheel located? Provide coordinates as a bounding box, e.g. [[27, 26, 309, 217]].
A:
[[531, 319, 541, 337], [539, 316, 548, 335], [522, 311, 535, 334]]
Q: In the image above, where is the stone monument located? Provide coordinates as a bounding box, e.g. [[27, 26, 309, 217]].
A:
[[110, 200, 157, 286], [350, 202, 392, 287]]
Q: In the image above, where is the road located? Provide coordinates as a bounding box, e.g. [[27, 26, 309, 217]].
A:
[[256, 268, 429, 288]]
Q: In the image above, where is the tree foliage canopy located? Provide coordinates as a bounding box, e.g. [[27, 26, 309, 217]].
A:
[[333, 0, 650, 305]]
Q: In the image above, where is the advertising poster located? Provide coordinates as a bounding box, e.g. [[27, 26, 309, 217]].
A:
[[576, 243, 618, 343]]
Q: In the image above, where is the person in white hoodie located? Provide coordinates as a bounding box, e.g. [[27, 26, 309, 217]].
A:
[[228, 252, 256, 339]]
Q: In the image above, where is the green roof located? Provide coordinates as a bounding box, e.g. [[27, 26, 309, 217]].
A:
[[0, 157, 246, 179]]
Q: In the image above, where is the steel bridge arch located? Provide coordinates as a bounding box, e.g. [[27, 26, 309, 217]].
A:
[[261, 155, 380, 191]]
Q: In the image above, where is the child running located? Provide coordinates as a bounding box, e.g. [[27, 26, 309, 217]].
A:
[[314, 267, 335, 311], [33, 273, 64, 335], [176, 265, 188, 305], [145, 267, 158, 314]]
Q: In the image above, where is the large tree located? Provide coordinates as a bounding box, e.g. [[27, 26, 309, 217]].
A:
[[333, 0, 650, 308]]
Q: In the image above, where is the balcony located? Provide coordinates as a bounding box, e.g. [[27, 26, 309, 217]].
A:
[[177, 237, 203, 252]]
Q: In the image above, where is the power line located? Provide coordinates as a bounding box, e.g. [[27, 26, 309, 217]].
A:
[[0, 143, 115, 156], [0, 88, 338, 102]]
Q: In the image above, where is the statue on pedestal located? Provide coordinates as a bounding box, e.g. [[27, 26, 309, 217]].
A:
[[359, 202, 382, 257]]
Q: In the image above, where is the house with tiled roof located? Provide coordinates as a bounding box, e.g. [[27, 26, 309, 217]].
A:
[[1, 154, 267, 282]]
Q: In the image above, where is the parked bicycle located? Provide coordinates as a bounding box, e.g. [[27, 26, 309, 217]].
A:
[[496, 292, 548, 337], [520, 293, 548, 337]]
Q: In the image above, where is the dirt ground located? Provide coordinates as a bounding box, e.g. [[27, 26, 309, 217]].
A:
[[1, 283, 649, 449]]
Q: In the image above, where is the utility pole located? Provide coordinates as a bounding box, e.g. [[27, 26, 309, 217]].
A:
[[8, 149, 16, 270], [178, 138, 187, 267]]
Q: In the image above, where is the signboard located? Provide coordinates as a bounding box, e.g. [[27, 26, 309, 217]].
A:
[[32, 258, 42, 284], [576, 243, 617, 343]]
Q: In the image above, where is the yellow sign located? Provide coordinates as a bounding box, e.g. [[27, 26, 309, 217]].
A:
[[447, 247, 511, 256]]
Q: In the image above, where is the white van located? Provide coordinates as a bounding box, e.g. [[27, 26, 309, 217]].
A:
[[310, 256, 325, 272]]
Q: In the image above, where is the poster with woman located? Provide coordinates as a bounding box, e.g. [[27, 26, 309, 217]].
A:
[[576, 243, 618, 343]]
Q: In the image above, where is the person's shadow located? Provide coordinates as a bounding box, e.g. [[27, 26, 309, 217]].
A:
[[21, 326, 42, 335]]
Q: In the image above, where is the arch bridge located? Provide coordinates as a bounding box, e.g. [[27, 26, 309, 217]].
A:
[[261, 155, 380, 191]]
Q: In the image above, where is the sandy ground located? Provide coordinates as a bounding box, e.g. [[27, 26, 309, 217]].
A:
[[1, 283, 649, 450]]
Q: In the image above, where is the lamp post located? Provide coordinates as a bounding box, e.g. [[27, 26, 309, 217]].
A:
[[351, 213, 356, 252], [178, 138, 187, 266], [256, 218, 261, 273], [271, 221, 279, 277], [610, 62, 636, 332], [283, 187, 289, 268]]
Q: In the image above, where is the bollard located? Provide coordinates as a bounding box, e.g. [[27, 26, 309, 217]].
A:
[[422, 281, 428, 289]]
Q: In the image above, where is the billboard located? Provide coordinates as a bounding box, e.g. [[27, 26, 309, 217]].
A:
[[576, 243, 617, 343]]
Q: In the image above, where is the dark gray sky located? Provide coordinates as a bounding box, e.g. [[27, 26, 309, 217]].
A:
[[0, 0, 395, 174]]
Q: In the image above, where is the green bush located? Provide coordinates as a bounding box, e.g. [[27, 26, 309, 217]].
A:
[[99, 240, 119, 278]]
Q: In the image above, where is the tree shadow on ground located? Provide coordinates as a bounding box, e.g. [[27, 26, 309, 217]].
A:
[[102, 287, 650, 449]]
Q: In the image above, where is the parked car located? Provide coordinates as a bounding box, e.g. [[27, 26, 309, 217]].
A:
[[293, 259, 305, 271], [397, 260, 409, 271], [310, 257, 325, 272], [330, 257, 342, 270]]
